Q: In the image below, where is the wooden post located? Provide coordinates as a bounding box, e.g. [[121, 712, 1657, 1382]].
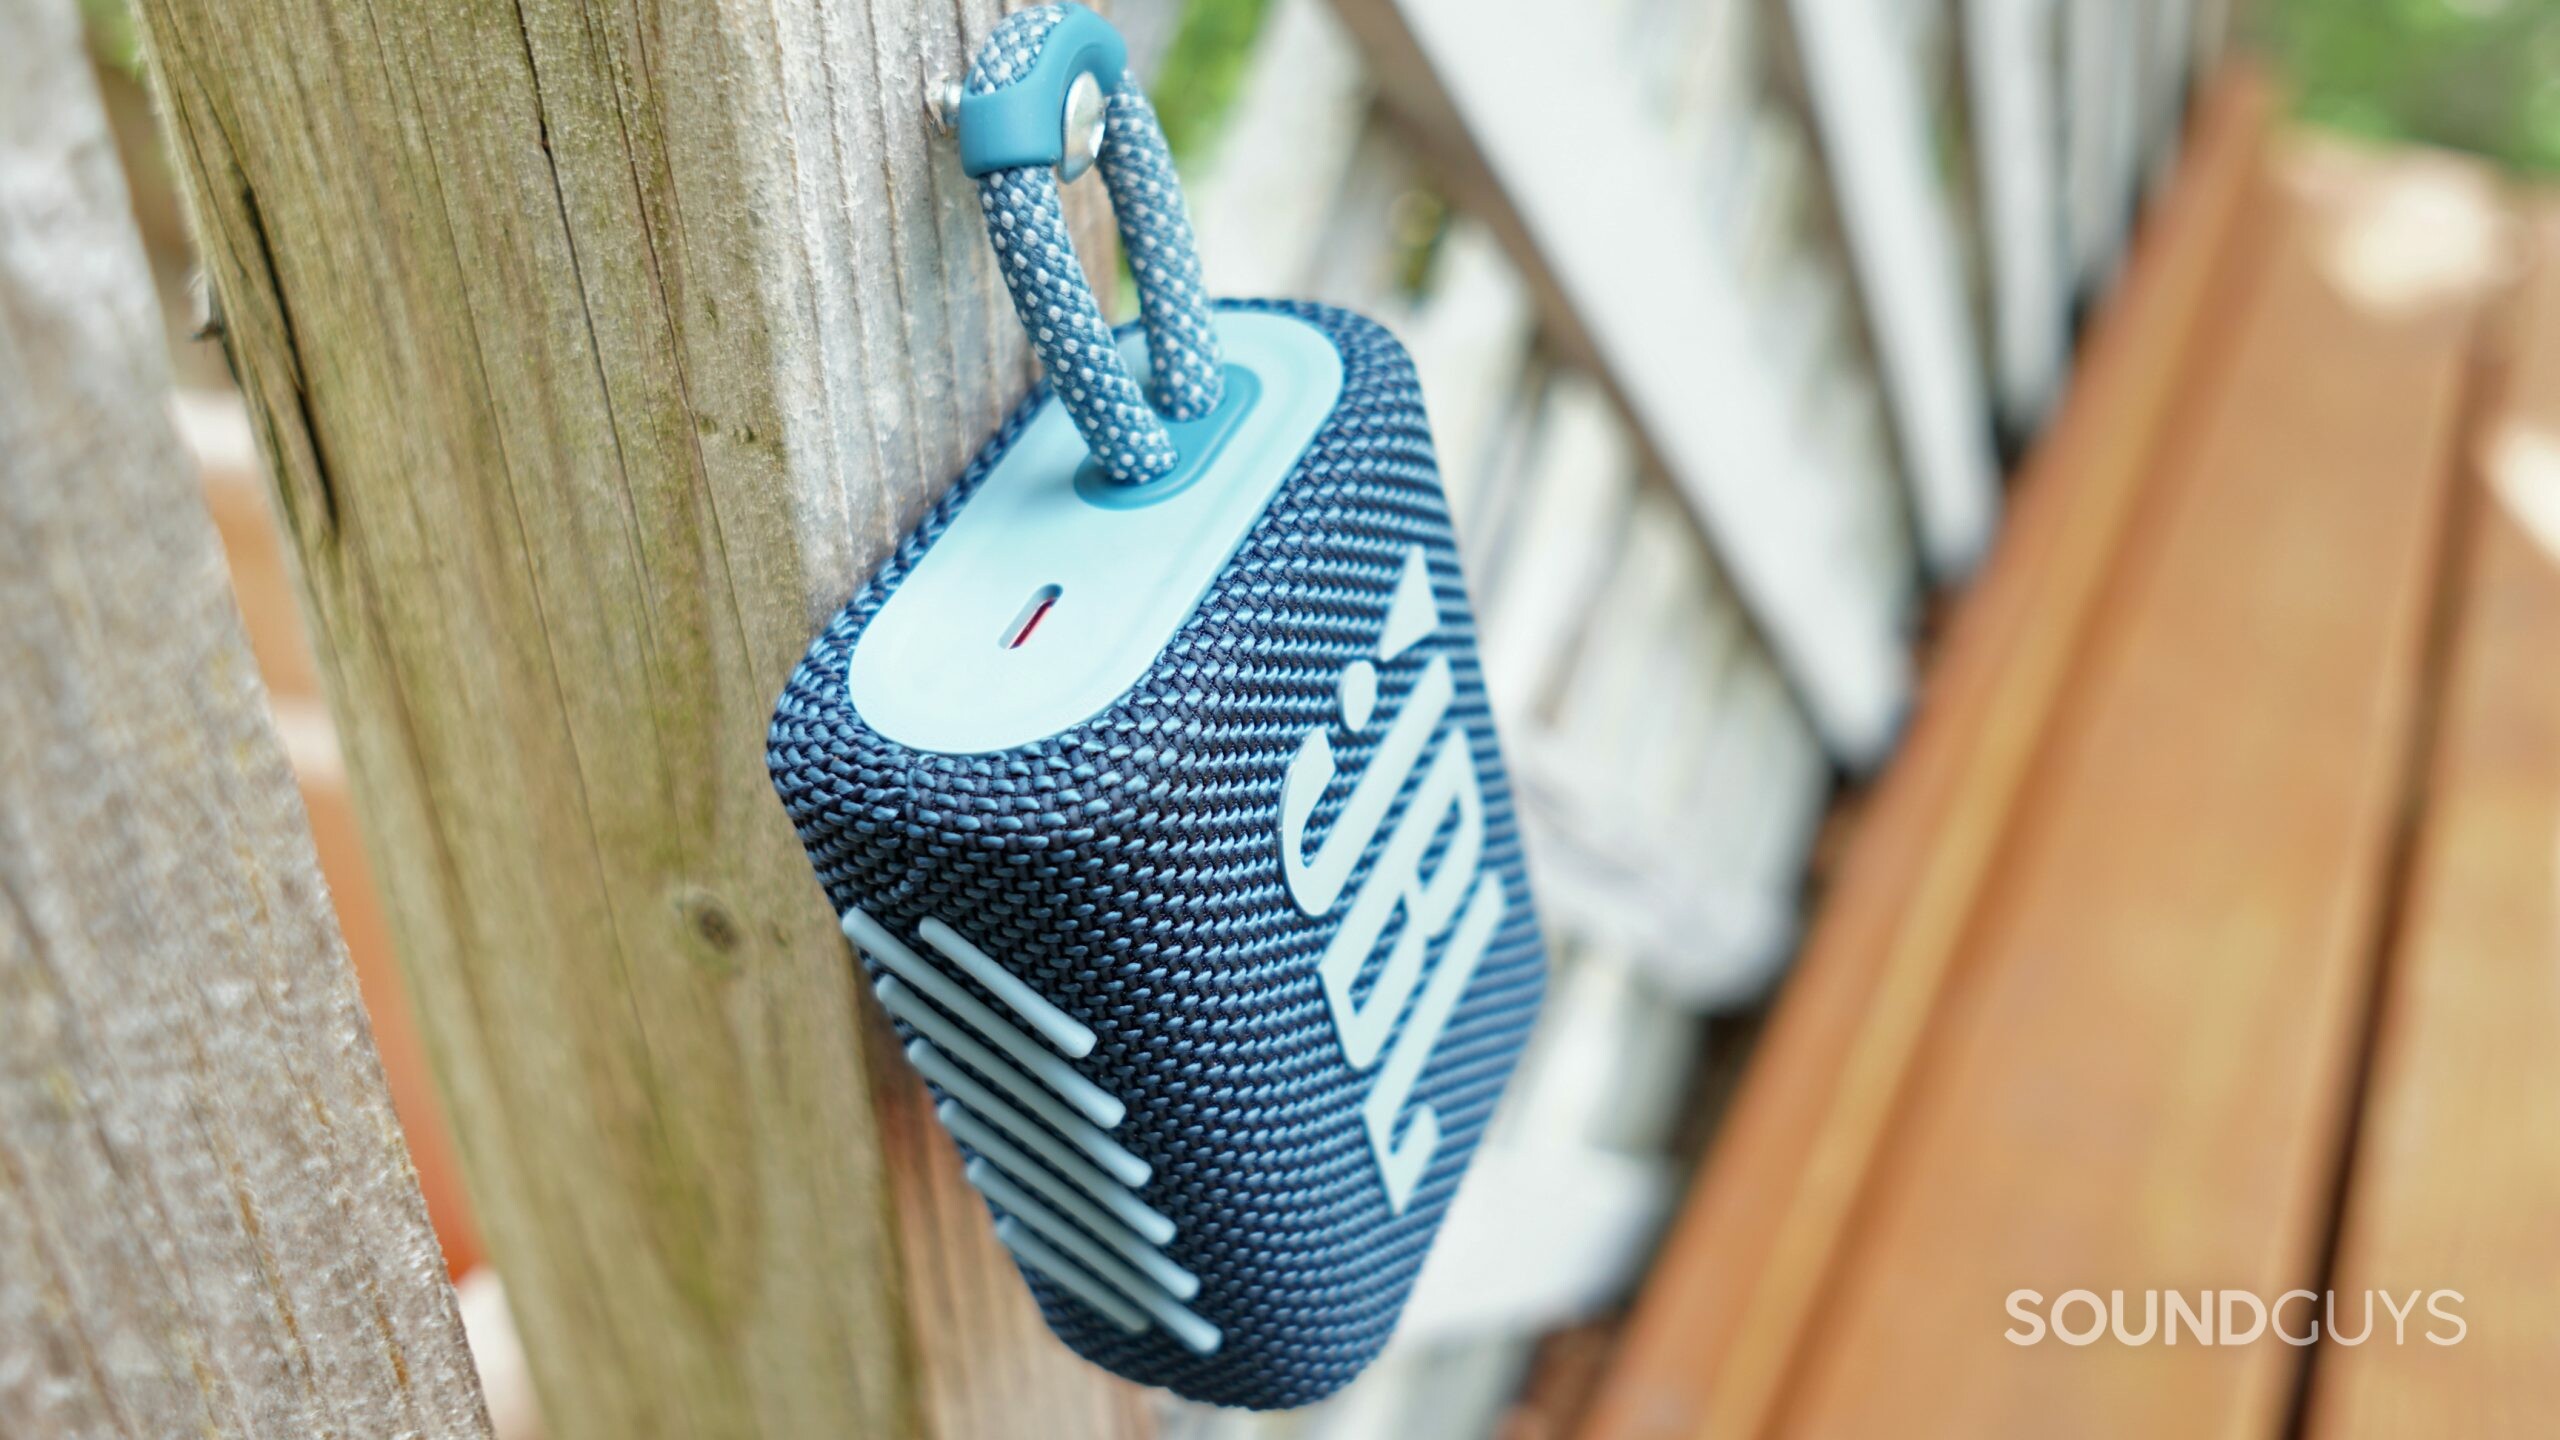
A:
[[128, 0, 1147, 1435], [0, 1, 491, 1434]]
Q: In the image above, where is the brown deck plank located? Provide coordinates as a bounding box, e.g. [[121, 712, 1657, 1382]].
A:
[[1576, 71, 2277, 1440], [1773, 139, 2502, 1439], [2303, 202, 2560, 1440]]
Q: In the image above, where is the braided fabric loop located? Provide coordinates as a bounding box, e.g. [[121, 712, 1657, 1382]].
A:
[[1095, 88, 1221, 421], [962, 2, 1069, 88], [967, 7, 1223, 484]]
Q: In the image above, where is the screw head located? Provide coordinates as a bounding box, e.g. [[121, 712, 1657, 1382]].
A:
[[1058, 72, 1107, 182], [927, 78, 963, 134]]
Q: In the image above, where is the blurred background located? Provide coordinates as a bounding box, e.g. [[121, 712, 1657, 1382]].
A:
[[53, 0, 2560, 1436]]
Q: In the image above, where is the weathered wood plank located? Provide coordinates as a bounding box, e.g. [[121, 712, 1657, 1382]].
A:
[[130, 0, 1146, 1435], [1576, 70, 2274, 1440], [1772, 136, 2496, 1439], [0, 0, 491, 1432], [2304, 202, 2560, 1440], [184, 386, 488, 1277]]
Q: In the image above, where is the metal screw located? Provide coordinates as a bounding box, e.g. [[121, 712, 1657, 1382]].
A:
[[927, 78, 963, 135], [1057, 72, 1106, 182]]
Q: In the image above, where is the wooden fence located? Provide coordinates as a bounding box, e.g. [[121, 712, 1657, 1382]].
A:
[[0, 0, 487, 1429], [2, 0, 2223, 1436]]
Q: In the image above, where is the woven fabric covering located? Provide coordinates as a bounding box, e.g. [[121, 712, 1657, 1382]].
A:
[[968, 5, 1221, 482], [1096, 87, 1222, 421], [961, 3, 1068, 89], [768, 301, 1547, 1409]]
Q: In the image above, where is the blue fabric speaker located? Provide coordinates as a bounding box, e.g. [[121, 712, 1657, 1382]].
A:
[[765, 3, 1546, 1410]]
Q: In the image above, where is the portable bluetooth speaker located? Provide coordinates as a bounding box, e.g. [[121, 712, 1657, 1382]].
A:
[[765, 3, 1546, 1409]]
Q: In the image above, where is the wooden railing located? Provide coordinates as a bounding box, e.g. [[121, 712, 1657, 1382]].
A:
[[7, 0, 2232, 1436]]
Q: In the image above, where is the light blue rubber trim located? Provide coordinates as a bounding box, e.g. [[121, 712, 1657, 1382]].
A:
[[996, 1197, 1222, 1355], [940, 1100, 1175, 1243], [846, 312, 1344, 755], [957, 1112, 1172, 1245], [1071, 367, 1257, 507], [900, 1024, 1149, 1188], [956, 3, 1127, 177], [916, 916, 1097, 1058], [968, 1158, 1201, 1301], [848, 913, 1124, 1129], [998, 1220, 1150, 1334]]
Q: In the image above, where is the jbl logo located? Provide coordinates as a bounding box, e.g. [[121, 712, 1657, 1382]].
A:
[[1277, 545, 1508, 1214]]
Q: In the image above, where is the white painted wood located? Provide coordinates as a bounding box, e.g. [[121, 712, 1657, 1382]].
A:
[[1968, 0, 2076, 432], [1109, 0, 1185, 82], [1806, 358, 1916, 608], [1398, 223, 1537, 522], [1544, 494, 1701, 816], [1658, 0, 1761, 176], [1396, 1143, 1672, 1343], [1519, 764, 1811, 1003], [2064, 0, 2138, 293], [1759, 264, 1919, 624], [1683, 67, 1917, 644], [2142, 0, 2197, 193], [2100, 0, 2147, 253], [1500, 945, 1705, 1154], [1445, 355, 1551, 580], [1656, 3, 1918, 652], [1189, 0, 1373, 295], [1334, 0, 1916, 763], [1721, 115, 1817, 306], [1304, 125, 1424, 307], [0, 2, 491, 1431], [1714, 641, 1832, 904], [1479, 374, 1637, 721], [1517, 493, 1821, 1001], [1785, 0, 2002, 577], [1304, 1341, 1534, 1440]]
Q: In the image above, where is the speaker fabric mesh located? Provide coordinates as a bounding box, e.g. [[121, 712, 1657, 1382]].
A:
[[767, 300, 1546, 1409]]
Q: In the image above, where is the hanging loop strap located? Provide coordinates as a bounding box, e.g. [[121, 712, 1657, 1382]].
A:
[[960, 3, 1224, 485]]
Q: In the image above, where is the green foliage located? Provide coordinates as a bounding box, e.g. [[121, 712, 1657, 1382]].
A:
[[1148, 0, 1274, 167], [2252, 0, 2560, 175], [81, 0, 141, 76]]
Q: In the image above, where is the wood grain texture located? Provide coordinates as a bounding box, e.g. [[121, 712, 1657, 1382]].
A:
[[129, 0, 1144, 1435], [0, 0, 491, 1432], [1771, 136, 2497, 1439], [2304, 203, 2560, 1439], [189, 389, 487, 1275], [1576, 70, 2276, 1440]]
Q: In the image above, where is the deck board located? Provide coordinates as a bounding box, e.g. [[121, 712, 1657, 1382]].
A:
[[1772, 138, 2500, 1439], [1576, 72, 2276, 1440], [2303, 203, 2560, 1440]]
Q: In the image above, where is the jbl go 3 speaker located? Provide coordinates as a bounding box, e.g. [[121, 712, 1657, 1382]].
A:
[[765, 2, 1547, 1409]]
